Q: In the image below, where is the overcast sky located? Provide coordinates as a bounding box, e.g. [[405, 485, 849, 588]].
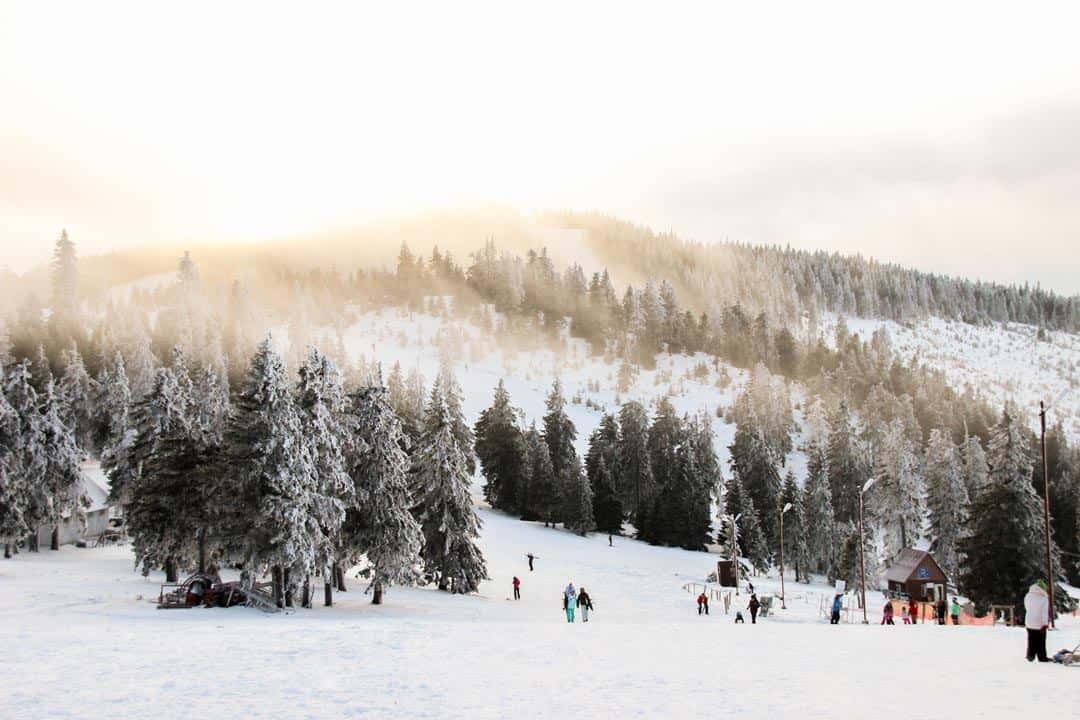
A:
[[3, 1, 1079, 293]]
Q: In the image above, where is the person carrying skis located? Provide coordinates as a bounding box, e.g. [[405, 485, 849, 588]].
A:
[[697, 592, 709, 615], [748, 593, 761, 624], [564, 583, 577, 623], [577, 587, 594, 622], [512, 576, 521, 600], [950, 597, 961, 626], [881, 599, 895, 625], [830, 594, 843, 625]]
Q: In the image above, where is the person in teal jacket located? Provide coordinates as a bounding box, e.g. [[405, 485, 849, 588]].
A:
[[830, 594, 843, 625], [950, 597, 962, 626], [564, 583, 577, 622]]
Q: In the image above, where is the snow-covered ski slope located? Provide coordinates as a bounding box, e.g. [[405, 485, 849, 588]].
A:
[[2, 509, 1077, 719]]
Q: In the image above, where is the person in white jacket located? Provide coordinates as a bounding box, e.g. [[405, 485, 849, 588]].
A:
[[1023, 580, 1051, 662]]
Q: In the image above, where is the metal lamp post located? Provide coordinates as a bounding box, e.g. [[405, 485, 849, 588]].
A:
[[779, 502, 792, 609], [727, 513, 742, 596], [1039, 389, 1070, 629], [859, 477, 878, 625]]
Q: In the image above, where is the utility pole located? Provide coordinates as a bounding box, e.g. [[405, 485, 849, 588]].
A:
[[728, 513, 742, 596], [859, 477, 877, 625], [780, 502, 792, 609], [1040, 400, 1055, 628]]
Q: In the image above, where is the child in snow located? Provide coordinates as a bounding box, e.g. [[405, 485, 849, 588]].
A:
[[697, 592, 709, 615], [901, 605, 910, 624], [881, 600, 894, 625], [577, 588, 594, 622], [734, 611, 745, 623], [512, 576, 521, 600], [830, 595, 843, 625], [950, 597, 961, 626]]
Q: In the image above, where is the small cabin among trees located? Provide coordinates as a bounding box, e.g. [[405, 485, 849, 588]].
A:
[[885, 548, 948, 601]]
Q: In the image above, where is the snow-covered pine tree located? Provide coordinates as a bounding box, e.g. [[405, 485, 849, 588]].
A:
[[960, 405, 1069, 614], [616, 400, 653, 524], [873, 418, 925, 560], [826, 401, 861, 525], [960, 434, 988, 500], [92, 352, 131, 469], [126, 366, 216, 577], [586, 414, 623, 533], [218, 338, 321, 605], [294, 347, 350, 603], [542, 379, 578, 524], [50, 229, 79, 322], [563, 457, 595, 536], [340, 386, 423, 604], [37, 380, 86, 550], [474, 379, 528, 514], [57, 341, 93, 451], [3, 361, 47, 550], [802, 444, 836, 578], [193, 361, 230, 444], [31, 344, 53, 394], [723, 472, 769, 571], [0, 369, 27, 556], [924, 428, 969, 580], [412, 383, 487, 593], [523, 423, 558, 524], [728, 408, 783, 550], [439, 365, 476, 476], [780, 469, 810, 583]]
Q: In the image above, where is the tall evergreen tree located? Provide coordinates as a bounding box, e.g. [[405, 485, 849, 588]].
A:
[[412, 384, 487, 593], [615, 400, 653, 523], [728, 410, 783, 549], [803, 444, 836, 578], [924, 428, 969, 580], [523, 424, 557, 525], [217, 338, 321, 603], [474, 380, 528, 514], [827, 401, 861, 525], [563, 457, 595, 536], [960, 434, 989, 499], [542, 379, 578, 524], [780, 469, 810, 583], [873, 418, 925, 560], [960, 405, 1069, 615], [36, 380, 86, 550], [586, 414, 623, 533], [57, 341, 93, 452], [341, 387, 423, 604], [723, 473, 769, 571]]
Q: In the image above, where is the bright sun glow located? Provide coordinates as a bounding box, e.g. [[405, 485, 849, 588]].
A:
[[3, 1, 1080, 291]]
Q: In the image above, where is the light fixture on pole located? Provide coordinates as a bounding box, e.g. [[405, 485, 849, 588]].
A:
[[859, 476, 878, 625], [1039, 388, 1071, 629], [780, 502, 793, 609]]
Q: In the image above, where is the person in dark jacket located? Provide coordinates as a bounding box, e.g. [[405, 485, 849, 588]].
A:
[[881, 600, 895, 625], [936, 598, 947, 625], [748, 594, 761, 624], [577, 588, 594, 622]]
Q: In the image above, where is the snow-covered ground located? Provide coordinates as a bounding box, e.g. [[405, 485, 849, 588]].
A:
[[2, 509, 1077, 719]]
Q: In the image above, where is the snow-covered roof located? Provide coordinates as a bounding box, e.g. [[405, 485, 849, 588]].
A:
[[80, 461, 111, 513]]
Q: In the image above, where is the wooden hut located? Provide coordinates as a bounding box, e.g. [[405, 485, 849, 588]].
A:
[[884, 548, 948, 602]]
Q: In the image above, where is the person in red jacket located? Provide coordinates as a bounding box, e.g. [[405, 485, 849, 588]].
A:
[[512, 576, 521, 600], [697, 592, 709, 615], [909, 598, 919, 624]]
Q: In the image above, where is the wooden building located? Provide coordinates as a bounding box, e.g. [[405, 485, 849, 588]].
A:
[[884, 548, 948, 601]]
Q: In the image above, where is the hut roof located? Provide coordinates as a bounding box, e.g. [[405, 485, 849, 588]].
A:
[[885, 548, 947, 584]]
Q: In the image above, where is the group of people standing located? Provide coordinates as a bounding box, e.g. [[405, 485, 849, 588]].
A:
[[563, 583, 593, 622], [881, 597, 963, 625]]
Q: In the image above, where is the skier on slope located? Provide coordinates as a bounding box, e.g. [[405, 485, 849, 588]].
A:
[[577, 587, 594, 622], [564, 583, 577, 622], [527, 553, 538, 571]]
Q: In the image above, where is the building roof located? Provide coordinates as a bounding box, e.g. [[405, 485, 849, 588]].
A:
[[885, 548, 947, 584], [80, 461, 111, 513]]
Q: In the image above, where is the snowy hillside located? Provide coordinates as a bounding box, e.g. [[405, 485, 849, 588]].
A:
[[823, 314, 1080, 441]]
